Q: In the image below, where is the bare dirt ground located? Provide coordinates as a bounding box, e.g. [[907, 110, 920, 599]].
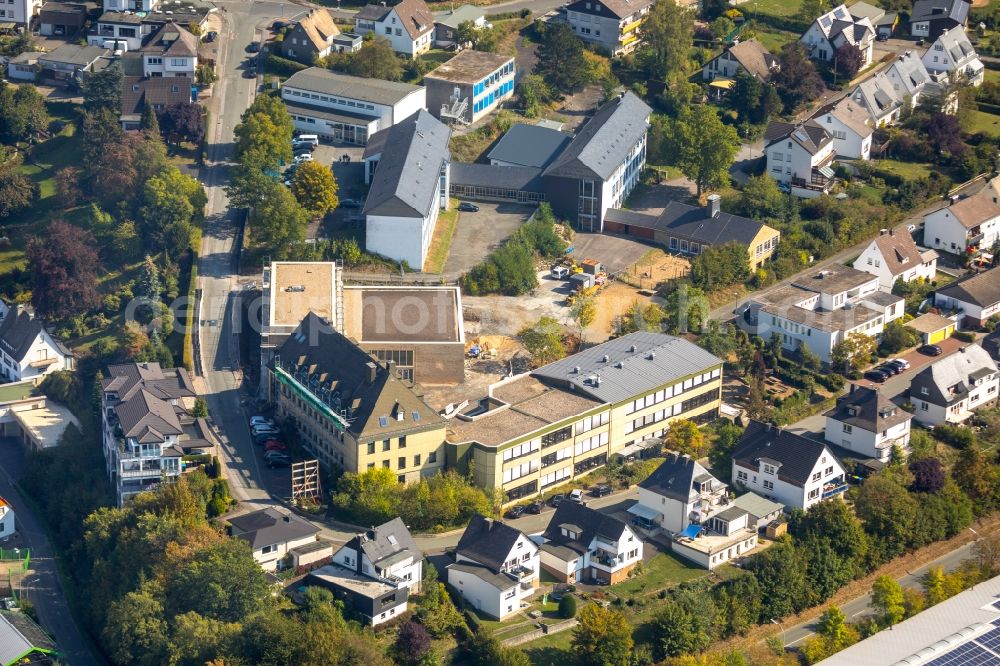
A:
[[553, 85, 605, 131]]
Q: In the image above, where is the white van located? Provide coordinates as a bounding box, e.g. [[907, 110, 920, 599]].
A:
[[294, 134, 319, 147], [551, 266, 569, 279]]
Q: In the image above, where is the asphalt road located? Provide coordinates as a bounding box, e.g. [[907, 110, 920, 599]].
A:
[[781, 536, 981, 648], [328, 0, 566, 21], [0, 445, 95, 665]]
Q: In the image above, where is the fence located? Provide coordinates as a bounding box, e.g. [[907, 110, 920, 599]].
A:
[[0, 548, 29, 569], [501, 618, 578, 647]]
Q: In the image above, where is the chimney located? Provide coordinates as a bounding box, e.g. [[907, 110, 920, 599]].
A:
[[366, 361, 378, 383], [386, 359, 397, 377], [283, 516, 291, 523], [706, 193, 721, 219]]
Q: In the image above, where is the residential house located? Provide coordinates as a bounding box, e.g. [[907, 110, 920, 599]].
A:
[[800, 4, 875, 69], [0, 0, 42, 27], [736, 264, 904, 363], [671, 505, 761, 569], [848, 1, 898, 38], [910, 0, 970, 40], [812, 97, 873, 160], [89, 11, 147, 51], [882, 50, 942, 113], [448, 515, 539, 619], [331, 32, 363, 53], [307, 563, 411, 626], [38, 2, 87, 36], [542, 91, 650, 232], [139, 21, 198, 77], [924, 177, 1000, 257], [922, 25, 983, 86], [907, 312, 957, 345], [37, 44, 110, 84], [353, 0, 435, 57], [103, 0, 158, 14], [0, 496, 13, 540], [424, 49, 515, 125], [934, 266, 1000, 329], [852, 227, 938, 290], [433, 3, 486, 48], [539, 502, 643, 584], [5, 51, 43, 82], [603, 195, 781, 270], [764, 120, 836, 198], [446, 332, 723, 503], [563, 0, 655, 55], [331, 518, 423, 594], [824, 383, 913, 461], [282, 8, 340, 62], [100, 362, 213, 505], [363, 110, 450, 269], [0, 306, 73, 383], [732, 420, 849, 510], [0, 611, 58, 665], [909, 344, 999, 424], [280, 67, 426, 146], [487, 123, 571, 169], [633, 451, 729, 533], [268, 312, 449, 479], [121, 75, 193, 129], [849, 71, 905, 128], [228, 507, 321, 572], [730, 492, 784, 531], [701, 38, 779, 98]]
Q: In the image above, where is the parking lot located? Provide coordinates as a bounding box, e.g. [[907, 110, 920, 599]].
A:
[[570, 232, 655, 274], [443, 202, 536, 276]]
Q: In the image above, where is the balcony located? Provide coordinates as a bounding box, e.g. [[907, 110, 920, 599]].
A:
[[28, 357, 58, 369], [822, 477, 848, 499]]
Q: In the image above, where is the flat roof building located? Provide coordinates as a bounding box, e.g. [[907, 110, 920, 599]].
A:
[[487, 123, 571, 169], [424, 49, 515, 125]]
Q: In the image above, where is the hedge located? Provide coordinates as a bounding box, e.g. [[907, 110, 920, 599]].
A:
[[181, 227, 201, 372], [264, 53, 308, 78], [953, 331, 976, 342]]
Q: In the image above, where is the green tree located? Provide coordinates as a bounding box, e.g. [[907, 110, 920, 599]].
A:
[[670, 105, 740, 196], [924, 566, 947, 605], [831, 332, 877, 375], [708, 421, 745, 482], [291, 161, 339, 216], [416, 581, 465, 637], [664, 284, 708, 333], [871, 575, 905, 627], [559, 594, 578, 619], [83, 60, 123, 111], [250, 182, 310, 256], [745, 540, 808, 620], [166, 538, 270, 623], [651, 603, 699, 659], [572, 604, 634, 666], [192, 397, 209, 418], [798, 0, 828, 25], [855, 475, 919, 561], [817, 606, 851, 648], [518, 74, 554, 118], [664, 419, 705, 457], [140, 103, 161, 135], [571, 296, 596, 338], [952, 447, 999, 515], [139, 166, 207, 254], [0, 153, 34, 218], [535, 22, 590, 93], [772, 42, 824, 112], [518, 316, 566, 365], [102, 582, 169, 666], [234, 113, 289, 166], [349, 37, 403, 81], [640, 0, 693, 79], [690, 242, 751, 291]]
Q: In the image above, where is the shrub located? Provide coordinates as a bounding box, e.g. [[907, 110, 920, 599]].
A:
[[934, 424, 976, 449], [559, 594, 578, 619], [954, 331, 976, 342]]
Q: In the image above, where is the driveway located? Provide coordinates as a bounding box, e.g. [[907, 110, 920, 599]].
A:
[[569, 232, 654, 275], [443, 202, 534, 276]]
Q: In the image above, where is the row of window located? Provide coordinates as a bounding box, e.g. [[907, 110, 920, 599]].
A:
[[503, 438, 540, 462], [366, 436, 406, 454], [623, 368, 721, 415], [503, 460, 539, 484], [541, 445, 573, 468], [575, 431, 609, 456], [541, 466, 571, 489], [285, 88, 378, 112], [365, 454, 430, 471], [575, 411, 609, 435]]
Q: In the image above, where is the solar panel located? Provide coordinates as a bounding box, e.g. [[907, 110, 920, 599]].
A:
[[993, 617, 1000, 627], [992, 600, 1000, 612], [975, 627, 1000, 652], [924, 643, 1000, 666], [925, 642, 999, 666]]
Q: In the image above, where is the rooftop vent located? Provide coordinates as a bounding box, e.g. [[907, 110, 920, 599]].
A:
[[615, 361, 624, 369], [602, 355, 610, 363], [629, 345, 637, 352], [285, 285, 305, 292], [647, 351, 656, 360]]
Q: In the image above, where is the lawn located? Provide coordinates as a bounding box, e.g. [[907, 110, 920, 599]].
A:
[[746, 0, 804, 18], [423, 199, 460, 273], [751, 27, 799, 53], [610, 552, 709, 597], [968, 109, 1000, 138], [873, 159, 935, 181]]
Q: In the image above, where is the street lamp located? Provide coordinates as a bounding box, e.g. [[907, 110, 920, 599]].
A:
[[770, 618, 785, 647]]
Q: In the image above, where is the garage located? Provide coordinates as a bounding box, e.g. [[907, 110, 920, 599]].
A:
[[906, 312, 956, 345]]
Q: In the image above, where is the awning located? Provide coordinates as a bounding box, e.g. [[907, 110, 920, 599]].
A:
[[818, 165, 835, 179], [679, 524, 703, 539], [709, 77, 734, 90], [0, 22, 15, 29], [617, 441, 649, 458], [627, 504, 660, 521]]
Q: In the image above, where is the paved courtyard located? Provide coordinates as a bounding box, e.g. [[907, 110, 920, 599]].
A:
[[443, 202, 535, 276]]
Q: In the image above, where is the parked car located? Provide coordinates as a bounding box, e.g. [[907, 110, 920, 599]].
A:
[[551, 266, 569, 280], [264, 449, 289, 461], [549, 493, 565, 507], [293, 145, 313, 156], [877, 32, 889, 41], [267, 456, 291, 468], [888, 358, 910, 370], [250, 416, 273, 426], [265, 440, 288, 452], [243, 67, 257, 78], [457, 202, 479, 212], [505, 505, 526, 519], [339, 198, 362, 208], [527, 499, 544, 514], [247, 40, 261, 52], [271, 20, 289, 29], [878, 363, 901, 376], [590, 484, 612, 498], [864, 369, 889, 383], [294, 153, 313, 163], [253, 428, 280, 438], [919, 344, 943, 356], [568, 489, 584, 504], [254, 433, 276, 445], [204, 31, 218, 42]]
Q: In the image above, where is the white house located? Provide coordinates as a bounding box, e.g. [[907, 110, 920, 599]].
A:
[[330, 518, 423, 594], [538, 502, 643, 584], [813, 97, 873, 160], [448, 515, 539, 620], [732, 420, 849, 510], [824, 384, 913, 461], [0, 306, 73, 383], [924, 178, 1000, 258], [849, 72, 904, 128], [1, 0, 42, 27], [852, 228, 938, 290], [563, 0, 655, 56], [763, 120, 836, 198], [922, 25, 984, 86], [671, 505, 760, 570], [909, 344, 999, 425], [88, 12, 149, 51], [882, 50, 936, 111], [800, 4, 875, 68], [363, 110, 451, 270], [736, 264, 904, 363], [633, 451, 728, 533], [280, 67, 426, 146], [701, 38, 779, 83], [353, 0, 435, 57], [139, 22, 198, 77], [229, 508, 321, 572], [0, 497, 14, 540], [934, 266, 1000, 329]]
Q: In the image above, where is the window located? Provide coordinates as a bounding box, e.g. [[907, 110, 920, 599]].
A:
[[261, 544, 278, 554], [737, 470, 748, 481], [399, 436, 407, 448], [762, 463, 775, 475], [763, 480, 773, 490], [428, 452, 437, 463], [398, 457, 405, 469], [808, 488, 820, 500], [368, 442, 375, 454], [382, 460, 390, 468], [825, 466, 834, 475], [414, 454, 421, 466], [812, 472, 821, 482], [842, 423, 852, 434], [383, 439, 390, 451]]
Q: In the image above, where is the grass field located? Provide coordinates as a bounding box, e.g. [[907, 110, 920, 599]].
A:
[[872, 159, 936, 181], [424, 201, 460, 273], [969, 109, 1000, 137], [751, 27, 799, 53], [746, 0, 804, 18], [610, 553, 709, 597]]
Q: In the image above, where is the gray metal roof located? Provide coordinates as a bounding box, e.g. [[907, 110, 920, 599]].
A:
[[433, 3, 485, 29], [486, 123, 571, 169], [604, 202, 768, 248], [530, 331, 723, 404], [283, 67, 423, 107], [543, 91, 651, 181], [449, 162, 544, 192], [363, 110, 451, 218], [0, 611, 57, 665], [731, 492, 784, 520]]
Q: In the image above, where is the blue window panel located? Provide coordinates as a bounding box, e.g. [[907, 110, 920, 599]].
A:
[[925, 643, 999, 666]]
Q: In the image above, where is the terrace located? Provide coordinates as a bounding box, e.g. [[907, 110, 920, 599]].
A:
[[822, 476, 849, 499]]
